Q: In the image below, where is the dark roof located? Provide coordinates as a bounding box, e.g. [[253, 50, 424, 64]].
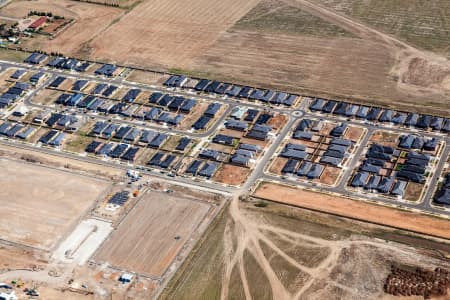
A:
[[307, 164, 324, 179], [364, 175, 381, 190], [351, 172, 370, 187], [282, 159, 298, 174]]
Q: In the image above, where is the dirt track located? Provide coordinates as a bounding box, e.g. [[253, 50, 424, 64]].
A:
[[253, 182, 450, 240]]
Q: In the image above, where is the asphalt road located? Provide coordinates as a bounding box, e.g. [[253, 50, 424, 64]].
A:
[[1, 59, 449, 218]]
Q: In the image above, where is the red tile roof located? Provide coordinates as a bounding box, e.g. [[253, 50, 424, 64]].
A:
[[29, 16, 47, 29]]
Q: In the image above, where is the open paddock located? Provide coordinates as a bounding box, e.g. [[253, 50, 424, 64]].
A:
[[89, 0, 261, 68], [0, 158, 110, 250], [94, 190, 211, 277]]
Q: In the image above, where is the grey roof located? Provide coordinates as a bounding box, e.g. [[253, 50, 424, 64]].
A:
[[225, 120, 248, 131], [320, 156, 341, 166], [198, 162, 218, 178], [285, 143, 306, 152], [307, 164, 324, 179], [351, 172, 370, 187], [231, 154, 250, 166], [293, 131, 313, 140], [200, 149, 220, 160], [377, 177, 395, 193], [391, 181, 407, 196], [364, 175, 381, 190], [330, 138, 352, 147], [239, 143, 261, 152], [282, 159, 298, 174], [297, 161, 312, 176], [280, 149, 307, 160]]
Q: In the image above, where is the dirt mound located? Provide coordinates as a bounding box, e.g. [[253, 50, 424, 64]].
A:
[[401, 57, 450, 91]]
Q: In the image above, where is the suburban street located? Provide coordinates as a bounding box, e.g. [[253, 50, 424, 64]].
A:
[[1, 58, 449, 219]]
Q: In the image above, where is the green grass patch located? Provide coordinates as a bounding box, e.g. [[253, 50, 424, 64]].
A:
[[0, 48, 29, 63]]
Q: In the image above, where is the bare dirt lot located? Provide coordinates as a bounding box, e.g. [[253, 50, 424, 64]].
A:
[[0, 0, 123, 56], [94, 190, 211, 277], [0, 158, 110, 250], [213, 164, 251, 186], [89, 0, 261, 68], [254, 182, 450, 239]]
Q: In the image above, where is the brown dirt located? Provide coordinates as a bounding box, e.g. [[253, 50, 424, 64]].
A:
[[404, 182, 425, 202], [126, 70, 167, 85], [343, 126, 364, 142], [94, 190, 210, 277], [0, 142, 122, 178], [269, 157, 288, 175], [0, 244, 47, 271], [267, 114, 288, 131], [0, 158, 110, 249], [254, 182, 450, 239], [88, 0, 261, 68], [370, 131, 400, 147], [32, 89, 61, 105], [318, 166, 340, 185], [213, 164, 251, 186]]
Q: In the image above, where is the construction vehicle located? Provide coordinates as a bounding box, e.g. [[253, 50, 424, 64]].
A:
[[24, 288, 39, 297]]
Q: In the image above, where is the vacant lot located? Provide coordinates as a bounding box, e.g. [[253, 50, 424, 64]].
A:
[[0, 0, 123, 57], [94, 190, 210, 277], [0, 158, 109, 250], [254, 182, 450, 239], [89, 0, 261, 68], [213, 164, 251, 186]]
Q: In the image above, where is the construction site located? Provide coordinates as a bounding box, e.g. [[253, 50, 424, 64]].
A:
[[0, 0, 448, 299]]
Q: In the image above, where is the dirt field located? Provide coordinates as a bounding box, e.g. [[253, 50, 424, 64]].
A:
[[254, 182, 450, 239], [89, 0, 261, 68], [213, 164, 251, 186], [1, 0, 123, 57], [126, 70, 167, 85], [94, 190, 211, 277], [0, 158, 109, 250], [162, 195, 450, 300], [193, 30, 417, 106]]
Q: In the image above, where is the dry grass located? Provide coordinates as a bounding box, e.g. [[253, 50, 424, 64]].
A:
[[160, 206, 228, 300], [403, 182, 425, 202], [314, 0, 450, 58], [243, 249, 273, 300], [89, 0, 261, 68], [260, 240, 311, 294], [234, 0, 354, 38]]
